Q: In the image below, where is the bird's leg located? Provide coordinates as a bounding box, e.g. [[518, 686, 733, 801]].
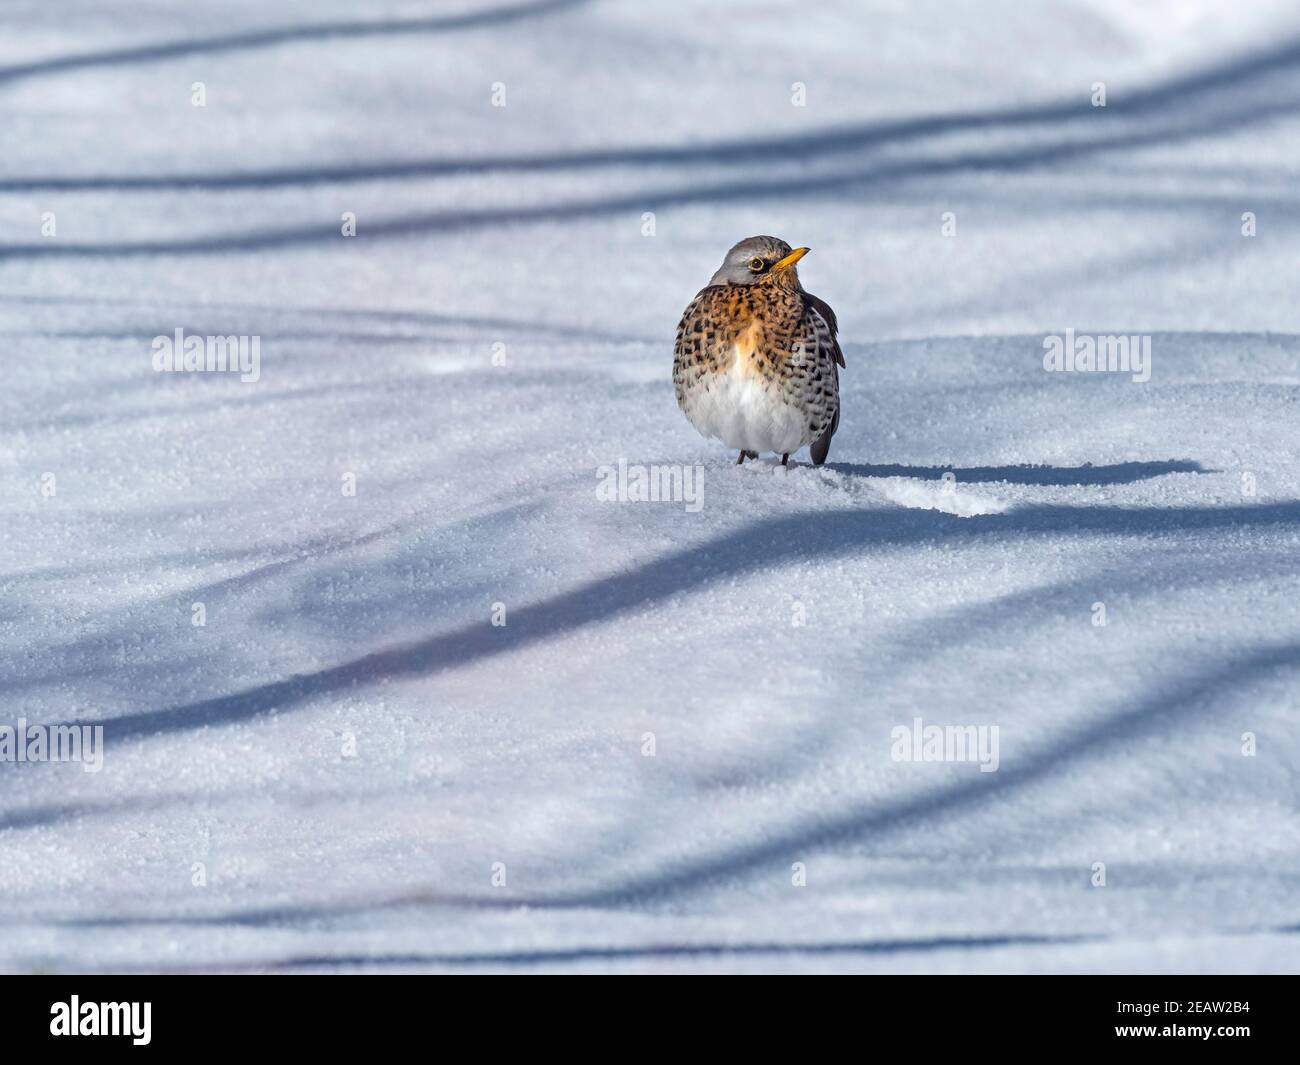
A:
[[736, 451, 746, 465], [781, 453, 789, 466]]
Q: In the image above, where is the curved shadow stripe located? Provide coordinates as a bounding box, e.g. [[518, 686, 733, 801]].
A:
[[533, 639, 1300, 908], [0, 0, 589, 86], [3, 97, 1295, 259], [231, 932, 1103, 968], [3, 30, 1299, 189], [61, 497, 1300, 745]]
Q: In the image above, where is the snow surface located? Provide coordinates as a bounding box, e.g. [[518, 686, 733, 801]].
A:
[[1, 0, 1299, 973]]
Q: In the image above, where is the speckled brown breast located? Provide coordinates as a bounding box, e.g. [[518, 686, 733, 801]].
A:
[[672, 275, 843, 457]]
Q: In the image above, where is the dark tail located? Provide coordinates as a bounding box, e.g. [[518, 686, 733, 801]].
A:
[[809, 405, 839, 466]]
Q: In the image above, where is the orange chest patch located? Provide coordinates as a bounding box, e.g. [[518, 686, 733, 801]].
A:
[[729, 316, 796, 380], [729, 320, 768, 378], [732, 318, 763, 356]]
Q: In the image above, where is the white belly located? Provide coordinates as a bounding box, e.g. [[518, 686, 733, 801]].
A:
[[681, 355, 808, 455]]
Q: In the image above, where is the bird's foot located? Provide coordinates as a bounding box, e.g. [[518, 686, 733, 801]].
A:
[[781, 453, 789, 466]]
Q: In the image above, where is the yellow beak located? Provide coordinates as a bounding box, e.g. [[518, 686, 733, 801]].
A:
[[773, 246, 810, 270]]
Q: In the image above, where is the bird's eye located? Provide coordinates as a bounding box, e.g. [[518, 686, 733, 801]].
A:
[[748, 257, 765, 272]]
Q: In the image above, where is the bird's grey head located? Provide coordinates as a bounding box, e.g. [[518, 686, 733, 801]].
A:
[[707, 235, 809, 287]]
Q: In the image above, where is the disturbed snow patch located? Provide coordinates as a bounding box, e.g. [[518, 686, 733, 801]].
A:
[[862, 476, 1008, 517], [803, 464, 1006, 516]]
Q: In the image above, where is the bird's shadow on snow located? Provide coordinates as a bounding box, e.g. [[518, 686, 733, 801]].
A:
[[827, 459, 1212, 486]]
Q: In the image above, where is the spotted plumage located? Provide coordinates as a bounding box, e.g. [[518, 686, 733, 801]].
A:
[[673, 236, 844, 466]]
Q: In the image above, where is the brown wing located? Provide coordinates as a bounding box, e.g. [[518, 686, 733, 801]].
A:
[[804, 291, 845, 368], [802, 293, 843, 465]]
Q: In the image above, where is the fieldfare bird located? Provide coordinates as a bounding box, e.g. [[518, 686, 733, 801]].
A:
[[673, 236, 844, 466]]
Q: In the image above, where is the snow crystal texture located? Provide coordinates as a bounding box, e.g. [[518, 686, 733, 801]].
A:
[[1, 0, 1298, 973]]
